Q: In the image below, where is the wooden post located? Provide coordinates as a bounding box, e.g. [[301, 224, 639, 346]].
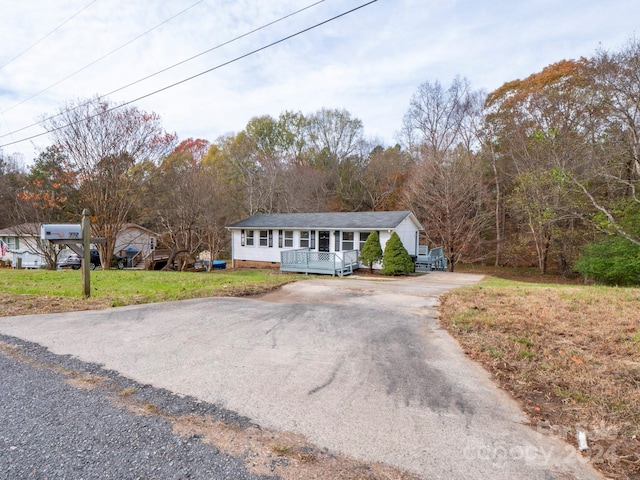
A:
[[81, 209, 91, 298]]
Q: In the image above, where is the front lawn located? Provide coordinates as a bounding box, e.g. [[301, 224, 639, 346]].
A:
[[0, 268, 299, 316]]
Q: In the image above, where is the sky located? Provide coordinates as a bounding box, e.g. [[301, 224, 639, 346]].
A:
[[1, 0, 639, 164]]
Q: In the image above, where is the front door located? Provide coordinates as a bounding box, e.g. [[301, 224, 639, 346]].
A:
[[318, 231, 330, 252]]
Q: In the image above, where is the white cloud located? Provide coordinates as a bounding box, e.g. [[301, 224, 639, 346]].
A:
[[1, 0, 640, 161]]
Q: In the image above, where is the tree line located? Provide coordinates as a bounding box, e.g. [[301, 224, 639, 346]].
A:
[[2, 39, 639, 282]]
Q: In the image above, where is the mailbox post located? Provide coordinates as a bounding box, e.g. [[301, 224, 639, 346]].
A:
[[41, 209, 102, 299], [81, 209, 91, 297]]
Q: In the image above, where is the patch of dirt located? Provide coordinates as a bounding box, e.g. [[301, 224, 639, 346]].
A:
[[0, 293, 112, 317], [171, 415, 418, 480]]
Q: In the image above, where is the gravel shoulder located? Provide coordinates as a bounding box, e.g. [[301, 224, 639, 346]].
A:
[[0, 337, 272, 480], [0, 336, 416, 479]]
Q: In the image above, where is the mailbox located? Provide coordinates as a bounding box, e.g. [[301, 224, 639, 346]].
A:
[[41, 224, 82, 241]]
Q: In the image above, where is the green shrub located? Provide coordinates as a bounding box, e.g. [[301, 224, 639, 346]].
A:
[[359, 231, 383, 273], [575, 236, 640, 286], [381, 232, 414, 276]]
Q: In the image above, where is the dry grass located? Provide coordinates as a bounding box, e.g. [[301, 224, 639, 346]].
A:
[[439, 276, 640, 480], [172, 415, 418, 480]]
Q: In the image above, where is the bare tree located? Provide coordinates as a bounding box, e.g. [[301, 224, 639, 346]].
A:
[[152, 153, 212, 268], [44, 97, 175, 268], [362, 145, 411, 211], [401, 77, 482, 160], [401, 77, 489, 269], [308, 108, 364, 165], [405, 148, 490, 270]]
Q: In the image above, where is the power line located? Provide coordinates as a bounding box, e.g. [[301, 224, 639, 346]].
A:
[[119, 1, 378, 106], [1, 0, 378, 150], [1, 0, 326, 139], [1, 0, 207, 115], [0, 0, 99, 71], [0, 0, 99, 146]]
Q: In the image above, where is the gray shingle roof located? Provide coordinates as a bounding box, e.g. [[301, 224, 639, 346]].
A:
[[227, 211, 422, 230]]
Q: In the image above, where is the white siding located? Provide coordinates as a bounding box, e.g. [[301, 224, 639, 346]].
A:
[[11, 250, 43, 269], [114, 226, 156, 258], [2, 234, 43, 268], [231, 218, 421, 267], [232, 229, 281, 263], [394, 217, 420, 256], [379, 231, 392, 252]]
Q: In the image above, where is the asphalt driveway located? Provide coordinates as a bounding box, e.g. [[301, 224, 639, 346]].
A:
[[0, 272, 601, 479]]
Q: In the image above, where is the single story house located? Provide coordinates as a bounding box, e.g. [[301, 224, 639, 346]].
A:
[[114, 223, 160, 269], [226, 211, 424, 275]]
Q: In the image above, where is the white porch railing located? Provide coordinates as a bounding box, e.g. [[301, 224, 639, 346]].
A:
[[280, 248, 359, 276]]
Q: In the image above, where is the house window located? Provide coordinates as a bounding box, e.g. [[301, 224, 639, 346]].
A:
[[283, 230, 293, 248], [334, 231, 340, 252], [246, 230, 254, 246], [342, 231, 354, 251], [278, 230, 293, 248], [359, 231, 370, 251], [300, 231, 310, 248], [241, 230, 246, 246], [300, 231, 316, 249], [259, 230, 269, 247]]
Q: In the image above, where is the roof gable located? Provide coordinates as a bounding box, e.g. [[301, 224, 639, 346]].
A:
[[228, 211, 423, 230]]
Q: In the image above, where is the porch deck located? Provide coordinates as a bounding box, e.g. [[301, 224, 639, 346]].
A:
[[280, 249, 360, 276], [415, 246, 448, 271]]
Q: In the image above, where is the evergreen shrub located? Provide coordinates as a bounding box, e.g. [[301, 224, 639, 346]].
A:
[[381, 232, 414, 276]]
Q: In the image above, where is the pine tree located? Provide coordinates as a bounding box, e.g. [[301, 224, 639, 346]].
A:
[[359, 231, 383, 273], [381, 232, 414, 275]]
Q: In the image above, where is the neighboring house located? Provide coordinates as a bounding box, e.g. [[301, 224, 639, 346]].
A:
[[226, 211, 424, 274], [113, 224, 159, 269], [0, 222, 160, 269], [0, 223, 44, 269]]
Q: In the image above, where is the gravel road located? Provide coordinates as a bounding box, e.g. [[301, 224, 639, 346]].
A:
[[0, 336, 274, 480]]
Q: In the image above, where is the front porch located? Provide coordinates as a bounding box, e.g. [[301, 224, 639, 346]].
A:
[[280, 248, 360, 276], [415, 246, 448, 271]]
